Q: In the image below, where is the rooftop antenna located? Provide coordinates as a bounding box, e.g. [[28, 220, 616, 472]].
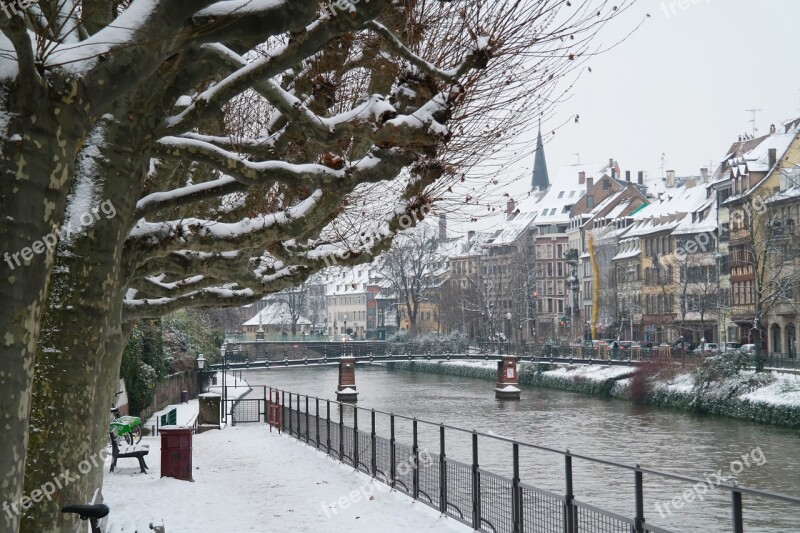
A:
[[573, 153, 581, 164], [746, 108, 762, 137], [660, 153, 666, 180]]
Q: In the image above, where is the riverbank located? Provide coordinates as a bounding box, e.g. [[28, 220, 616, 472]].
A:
[[386, 360, 800, 428]]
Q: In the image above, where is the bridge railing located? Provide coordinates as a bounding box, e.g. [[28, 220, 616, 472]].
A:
[[250, 384, 800, 533]]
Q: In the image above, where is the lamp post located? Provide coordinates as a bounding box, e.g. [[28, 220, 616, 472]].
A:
[[343, 314, 348, 340], [715, 252, 724, 347], [506, 312, 512, 353], [196, 353, 207, 394]]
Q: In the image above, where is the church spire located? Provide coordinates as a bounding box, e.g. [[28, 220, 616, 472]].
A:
[[531, 121, 550, 191]]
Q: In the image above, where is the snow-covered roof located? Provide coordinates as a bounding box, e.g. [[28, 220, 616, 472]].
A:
[[243, 301, 311, 327], [484, 211, 536, 246], [517, 184, 584, 225]]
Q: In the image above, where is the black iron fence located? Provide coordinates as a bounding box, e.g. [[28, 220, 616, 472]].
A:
[[243, 385, 800, 533]]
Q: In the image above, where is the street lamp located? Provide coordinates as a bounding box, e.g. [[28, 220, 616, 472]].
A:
[[196, 353, 207, 393], [506, 312, 512, 351], [343, 314, 348, 340]]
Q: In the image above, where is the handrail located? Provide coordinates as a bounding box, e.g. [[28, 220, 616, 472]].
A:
[[257, 384, 800, 508]]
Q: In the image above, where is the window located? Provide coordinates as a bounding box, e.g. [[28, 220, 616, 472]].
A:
[[603, 179, 610, 190], [550, 208, 557, 216], [557, 262, 564, 277], [586, 195, 594, 208], [569, 191, 576, 198], [546, 263, 553, 277], [557, 280, 565, 295], [558, 191, 565, 198]]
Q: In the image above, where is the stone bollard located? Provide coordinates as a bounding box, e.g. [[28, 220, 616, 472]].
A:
[[336, 356, 358, 402], [197, 393, 221, 432], [495, 355, 521, 400]]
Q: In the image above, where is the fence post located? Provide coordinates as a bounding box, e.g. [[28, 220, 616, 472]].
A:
[[440, 425, 447, 515], [412, 419, 419, 500], [564, 452, 575, 533], [296, 394, 301, 439], [353, 407, 359, 470], [262, 386, 267, 423], [288, 392, 293, 436], [315, 398, 320, 449], [472, 432, 480, 530], [732, 487, 744, 533], [634, 465, 645, 533], [323, 399, 330, 452], [371, 410, 377, 477], [390, 414, 396, 489], [512, 442, 521, 533], [305, 395, 310, 443], [339, 404, 344, 461], [283, 391, 288, 435]]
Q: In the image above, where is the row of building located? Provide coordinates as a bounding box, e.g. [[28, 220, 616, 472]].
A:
[[239, 117, 800, 356]]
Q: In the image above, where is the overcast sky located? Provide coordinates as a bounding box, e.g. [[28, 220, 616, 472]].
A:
[[501, 0, 800, 199]]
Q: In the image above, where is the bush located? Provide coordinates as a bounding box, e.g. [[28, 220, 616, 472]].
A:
[[120, 320, 166, 416], [388, 331, 469, 354]]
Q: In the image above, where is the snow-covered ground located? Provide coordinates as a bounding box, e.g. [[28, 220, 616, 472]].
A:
[[104, 375, 468, 533], [103, 427, 468, 532], [143, 371, 251, 432], [540, 364, 634, 382]]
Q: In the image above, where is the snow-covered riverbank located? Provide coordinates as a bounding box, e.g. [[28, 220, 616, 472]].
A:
[[387, 360, 800, 427]]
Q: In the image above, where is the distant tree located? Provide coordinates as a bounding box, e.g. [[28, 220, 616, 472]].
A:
[[377, 227, 444, 335]]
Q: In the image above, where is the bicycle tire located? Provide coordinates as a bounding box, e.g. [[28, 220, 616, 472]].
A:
[[129, 424, 143, 444], [124, 432, 134, 445]]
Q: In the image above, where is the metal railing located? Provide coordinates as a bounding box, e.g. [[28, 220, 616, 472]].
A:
[[245, 385, 800, 533]]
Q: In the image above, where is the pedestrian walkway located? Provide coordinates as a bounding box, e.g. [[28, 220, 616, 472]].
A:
[[103, 399, 467, 532]]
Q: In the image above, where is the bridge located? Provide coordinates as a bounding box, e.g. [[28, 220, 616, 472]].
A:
[[210, 341, 644, 402]]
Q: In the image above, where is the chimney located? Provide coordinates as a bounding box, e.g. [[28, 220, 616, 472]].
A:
[[666, 170, 676, 188], [637, 171, 644, 185], [768, 148, 777, 168], [438, 214, 447, 240], [609, 158, 614, 169], [467, 230, 475, 242], [625, 170, 631, 182], [611, 167, 616, 180], [586, 177, 593, 192], [506, 199, 517, 217], [700, 167, 709, 181], [770, 123, 777, 134], [578, 171, 586, 185]]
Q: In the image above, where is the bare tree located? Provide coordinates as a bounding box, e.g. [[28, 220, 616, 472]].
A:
[[377, 226, 444, 335], [0, 1, 637, 530], [729, 191, 800, 369]]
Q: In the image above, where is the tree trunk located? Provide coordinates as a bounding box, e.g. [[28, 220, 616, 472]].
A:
[[21, 125, 144, 532], [0, 99, 87, 532]]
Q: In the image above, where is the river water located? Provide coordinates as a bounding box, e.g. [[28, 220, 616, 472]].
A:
[[238, 365, 800, 532]]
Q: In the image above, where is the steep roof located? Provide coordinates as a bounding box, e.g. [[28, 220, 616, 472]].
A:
[[531, 125, 549, 191], [243, 301, 311, 327]]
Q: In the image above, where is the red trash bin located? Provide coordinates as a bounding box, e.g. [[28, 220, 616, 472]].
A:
[[160, 426, 193, 481]]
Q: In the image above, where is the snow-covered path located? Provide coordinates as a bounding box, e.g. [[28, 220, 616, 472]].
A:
[[103, 424, 469, 532]]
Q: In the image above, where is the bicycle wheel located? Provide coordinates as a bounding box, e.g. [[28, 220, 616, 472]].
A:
[[123, 431, 134, 445], [129, 424, 143, 444]]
